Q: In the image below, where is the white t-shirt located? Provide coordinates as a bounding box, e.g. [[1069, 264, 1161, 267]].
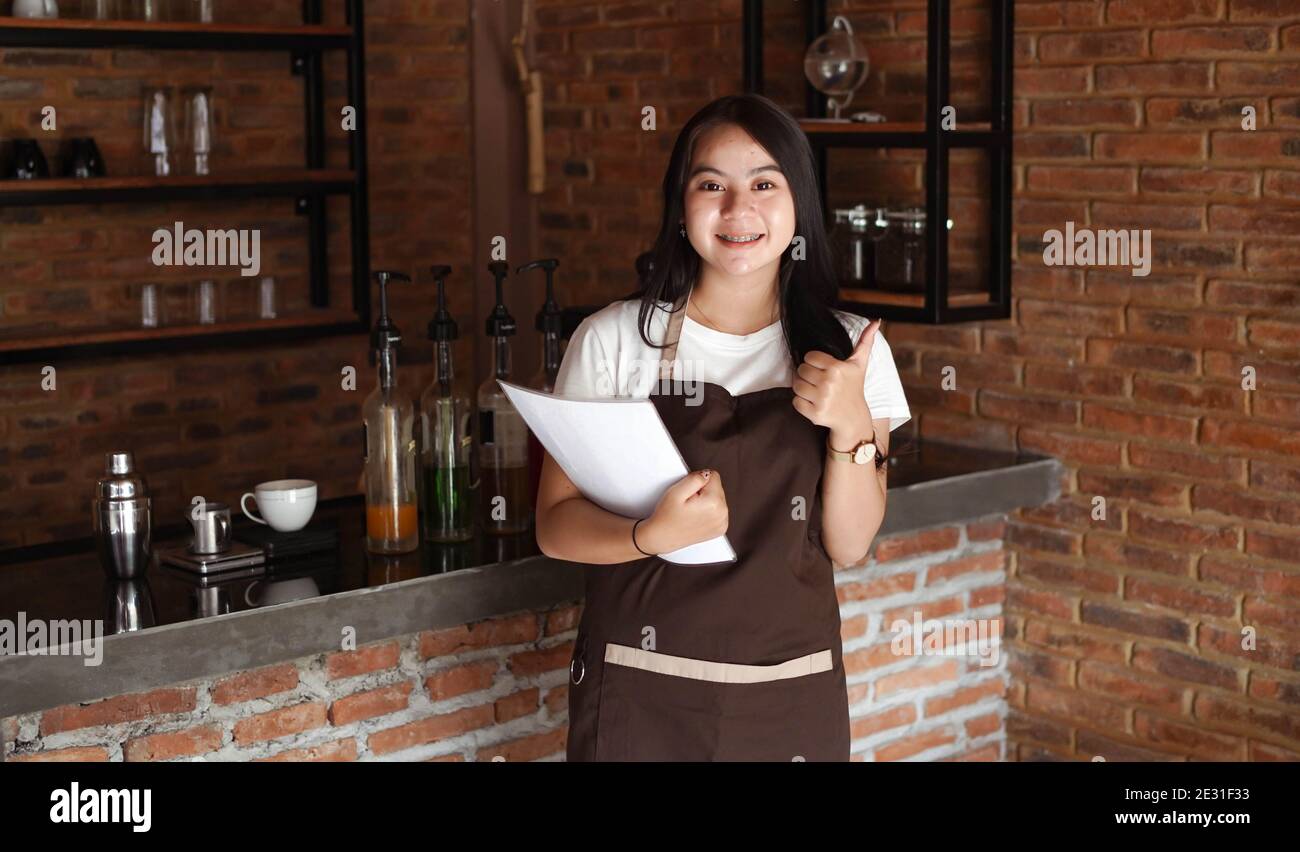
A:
[[553, 299, 912, 433]]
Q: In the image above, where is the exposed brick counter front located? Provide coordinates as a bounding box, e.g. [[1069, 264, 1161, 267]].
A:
[[1, 445, 1061, 762], [5, 608, 580, 763]]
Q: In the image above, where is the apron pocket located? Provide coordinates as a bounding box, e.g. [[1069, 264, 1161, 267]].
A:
[[593, 643, 839, 761], [716, 668, 851, 761], [595, 658, 723, 761]]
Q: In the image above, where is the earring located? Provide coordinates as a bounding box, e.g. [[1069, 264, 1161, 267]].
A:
[[679, 225, 686, 237]]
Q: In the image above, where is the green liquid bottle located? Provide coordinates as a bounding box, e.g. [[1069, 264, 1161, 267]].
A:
[[419, 265, 474, 544]]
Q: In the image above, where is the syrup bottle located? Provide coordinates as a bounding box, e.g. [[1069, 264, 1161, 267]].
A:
[[477, 260, 530, 535], [363, 270, 419, 554], [517, 257, 563, 507], [418, 265, 474, 543]]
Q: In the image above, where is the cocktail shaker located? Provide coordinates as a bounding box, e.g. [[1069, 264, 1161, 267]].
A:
[[106, 579, 157, 634], [92, 451, 152, 580]]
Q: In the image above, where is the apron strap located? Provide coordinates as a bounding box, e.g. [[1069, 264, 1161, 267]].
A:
[[659, 293, 688, 382]]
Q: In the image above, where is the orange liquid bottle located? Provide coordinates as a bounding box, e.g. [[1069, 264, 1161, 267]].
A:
[[366, 503, 418, 543], [363, 271, 420, 554]]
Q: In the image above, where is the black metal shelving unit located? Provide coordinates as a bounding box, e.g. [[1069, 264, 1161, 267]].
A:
[[0, 1, 372, 364], [743, 0, 1013, 324]]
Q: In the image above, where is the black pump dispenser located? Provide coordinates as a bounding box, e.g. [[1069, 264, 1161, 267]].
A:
[[484, 260, 516, 339], [371, 270, 408, 389], [427, 265, 457, 343], [426, 264, 457, 401], [519, 258, 561, 336], [518, 258, 563, 388]]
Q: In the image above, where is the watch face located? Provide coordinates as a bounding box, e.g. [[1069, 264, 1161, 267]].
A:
[[854, 443, 875, 464]]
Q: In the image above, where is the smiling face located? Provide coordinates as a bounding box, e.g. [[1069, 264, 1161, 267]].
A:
[[682, 124, 797, 282]]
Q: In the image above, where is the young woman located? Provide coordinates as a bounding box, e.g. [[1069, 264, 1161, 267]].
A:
[[536, 94, 911, 761]]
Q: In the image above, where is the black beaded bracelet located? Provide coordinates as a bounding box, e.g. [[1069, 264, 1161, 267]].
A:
[[632, 517, 653, 556]]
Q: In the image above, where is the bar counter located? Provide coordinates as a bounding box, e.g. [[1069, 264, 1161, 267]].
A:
[[0, 440, 1063, 721]]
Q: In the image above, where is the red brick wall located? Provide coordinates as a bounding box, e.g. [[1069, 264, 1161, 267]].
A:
[[531, 0, 746, 304], [839, 515, 1009, 761], [531, 0, 1300, 761], [999, 0, 1300, 762], [0, 1, 474, 547]]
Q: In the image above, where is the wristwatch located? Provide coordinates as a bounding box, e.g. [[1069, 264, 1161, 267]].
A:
[[826, 434, 879, 465]]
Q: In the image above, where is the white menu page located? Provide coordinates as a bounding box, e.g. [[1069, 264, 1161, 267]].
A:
[[497, 380, 736, 565]]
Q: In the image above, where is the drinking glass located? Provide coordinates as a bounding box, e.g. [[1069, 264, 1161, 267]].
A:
[[258, 276, 277, 320], [180, 87, 213, 176], [80, 0, 120, 19], [142, 87, 176, 177], [130, 0, 166, 21], [195, 279, 222, 325], [174, 0, 214, 22], [141, 283, 161, 328]]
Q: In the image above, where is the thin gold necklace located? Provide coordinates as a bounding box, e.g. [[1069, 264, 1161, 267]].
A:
[[688, 290, 778, 334], [687, 290, 721, 331]]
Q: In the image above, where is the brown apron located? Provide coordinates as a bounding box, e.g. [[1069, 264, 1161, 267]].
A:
[[566, 298, 851, 762]]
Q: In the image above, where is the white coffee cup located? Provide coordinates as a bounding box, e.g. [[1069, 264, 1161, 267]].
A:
[[240, 479, 317, 532]]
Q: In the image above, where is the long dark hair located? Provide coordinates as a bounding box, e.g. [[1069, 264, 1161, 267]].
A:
[[628, 94, 854, 367]]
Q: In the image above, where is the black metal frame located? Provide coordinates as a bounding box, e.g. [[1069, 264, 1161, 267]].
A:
[[345, 0, 372, 326], [0, 1, 372, 363], [3, 320, 365, 367], [742, 0, 1013, 325], [0, 173, 356, 206], [0, 22, 351, 51]]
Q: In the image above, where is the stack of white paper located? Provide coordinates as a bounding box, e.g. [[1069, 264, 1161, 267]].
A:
[[498, 380, 736, 565]]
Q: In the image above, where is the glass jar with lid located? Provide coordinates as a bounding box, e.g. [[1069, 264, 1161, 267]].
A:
[[873, 206, 925, 292], [830, 204, 890, 288]]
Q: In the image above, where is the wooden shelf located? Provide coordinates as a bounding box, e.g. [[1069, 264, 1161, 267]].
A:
[[0, 169, 357, 206], [800, 120, 995, 134], [801, 119, 927, 148], [0, 310, 365, 364], [840, 287, 992, 309], [799, 119, 1003, 149], [0, 16, 352, 50], [800, 120, 925, 134]]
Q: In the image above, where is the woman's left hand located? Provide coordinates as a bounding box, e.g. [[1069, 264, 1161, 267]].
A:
[[792, 319, 879, 442]]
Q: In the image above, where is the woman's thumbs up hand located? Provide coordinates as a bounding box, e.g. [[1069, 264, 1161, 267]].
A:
[[792, 318, 879, 443], [847, 319, 879, 368], [637, 469, 729, 556]]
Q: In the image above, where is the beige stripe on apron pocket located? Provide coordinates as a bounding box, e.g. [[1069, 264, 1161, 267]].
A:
[[603, 643, 832, 684]]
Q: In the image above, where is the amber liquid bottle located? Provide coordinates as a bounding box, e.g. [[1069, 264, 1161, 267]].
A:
[[517, 258, 564, 508], [478, 261, 531, 535], [363, 271, 419, 554]]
